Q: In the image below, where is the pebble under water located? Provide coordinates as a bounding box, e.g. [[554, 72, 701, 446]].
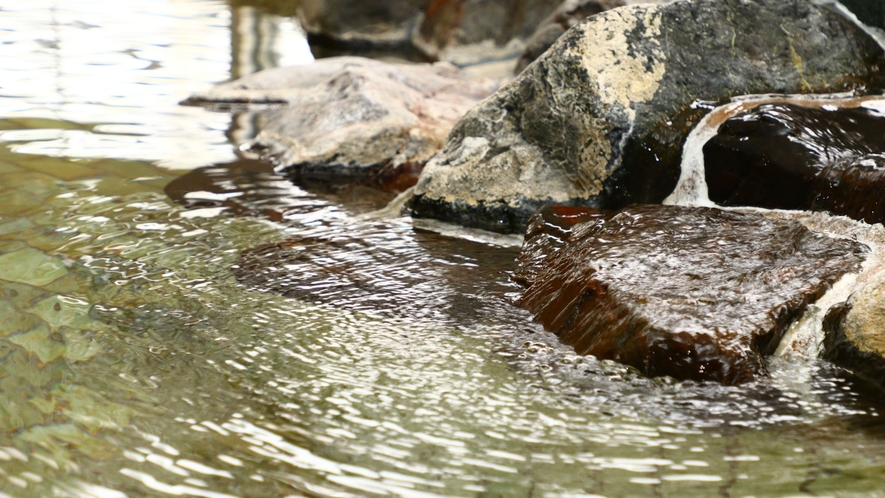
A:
[[4, 1, 885, 497]]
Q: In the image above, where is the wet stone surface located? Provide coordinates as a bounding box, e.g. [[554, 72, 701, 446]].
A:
[[514, 205, 869, 385], [705, 103, 885, 224]]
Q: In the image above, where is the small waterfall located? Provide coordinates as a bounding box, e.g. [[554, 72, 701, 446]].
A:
[[668, 93, 885, 360]]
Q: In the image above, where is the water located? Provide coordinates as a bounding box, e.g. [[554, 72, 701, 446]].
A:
[[4, 1, 885, 496]]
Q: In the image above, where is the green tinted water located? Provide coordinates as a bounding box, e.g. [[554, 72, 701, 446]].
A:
[[3, 1, 885, 497]]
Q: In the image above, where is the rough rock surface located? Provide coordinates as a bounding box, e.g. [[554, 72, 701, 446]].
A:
[[514, 204, 868, 384], [704, 102, 885, 224], [823, 274, 885, 388], [182, 57, 497, 190], [298, 0, 562, 66], [408, 0, 885, 232], [515, 0, 675, 74]]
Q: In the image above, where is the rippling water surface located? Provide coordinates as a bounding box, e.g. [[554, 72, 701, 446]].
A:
[[4, 1, 885, 496]]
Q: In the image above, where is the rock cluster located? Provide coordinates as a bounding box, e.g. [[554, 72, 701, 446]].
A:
[[408, 0, 885, 232]]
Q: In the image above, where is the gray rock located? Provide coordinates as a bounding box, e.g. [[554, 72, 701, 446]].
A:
[[297, 0, 563, 67], [183, 57, 497, 190], [515, 0, 680, 74], [408, 0, 885, 232], [298, 0, 433, 59], [823, 273, 885, 387]]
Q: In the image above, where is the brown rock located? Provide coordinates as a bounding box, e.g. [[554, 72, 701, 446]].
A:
[[514, 205, 868, 384], [704, 102, 885, 225]]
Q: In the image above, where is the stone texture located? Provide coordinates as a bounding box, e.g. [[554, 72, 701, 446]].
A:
[[408, 0, 885, 233], [514, 204, 868, 384], [515, 0, 668, 74], [823, 274, 885, 387], [704, 102, 885, 224], [183, 57, 497, 190]]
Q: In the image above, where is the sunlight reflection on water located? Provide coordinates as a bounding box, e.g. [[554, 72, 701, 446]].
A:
[[0, 0, 312, 169]]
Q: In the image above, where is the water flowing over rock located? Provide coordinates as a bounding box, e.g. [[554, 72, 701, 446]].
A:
[[408, 0, 885, 233], [182, 57, 497, 191], [513, 204, 868, 384], [823, 274, 885, 388], [704, 102, 885, 224], [298, 0, 562, 66]]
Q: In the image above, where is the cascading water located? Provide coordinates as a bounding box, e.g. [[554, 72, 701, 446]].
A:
[[664, 93, 885, 372]]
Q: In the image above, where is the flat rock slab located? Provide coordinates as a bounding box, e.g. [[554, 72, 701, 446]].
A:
[[409, 0, 885, 232], [514, 205, 868, 384], [183, 57, 497, 191], [704, 102, 885, 224]]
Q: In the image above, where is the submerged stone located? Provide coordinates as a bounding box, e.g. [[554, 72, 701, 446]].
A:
[[408, 0, 885, 233], [182, 57, 496, 190], [704, 102, 885, 224], [0, 248, 68, 287], [514, 205, 868, 384]]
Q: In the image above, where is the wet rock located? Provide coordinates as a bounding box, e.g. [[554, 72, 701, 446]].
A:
[[182, 57, 496, 191], [823, 274, 885, 388], [408, 0, 885, 233], [514, 204, 868, 384], [704, 102, 885, 224]]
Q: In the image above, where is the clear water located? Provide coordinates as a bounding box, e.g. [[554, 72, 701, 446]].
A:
[[3, 2, 885, 497]]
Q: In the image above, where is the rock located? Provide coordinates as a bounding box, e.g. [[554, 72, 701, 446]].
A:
[[408, 0, 885, 233], [823, 274, 885, 388], [298, 0, 563, 67], [297, 0, 433, 60], [182, 57, 497, 191], [513, 204, 868, 384], [515, 0, 662, 74], [704, 102, 885, 224]]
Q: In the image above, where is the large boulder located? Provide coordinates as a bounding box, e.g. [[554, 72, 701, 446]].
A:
[[408, 0, 885, 233], [823, 273, 885, 387], [704, 101, 885, 224], [514, 204, 868, 384], [182, 57, 497, 191]]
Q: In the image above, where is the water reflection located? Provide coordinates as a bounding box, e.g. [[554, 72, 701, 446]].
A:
[[0, 0, 312, 170]]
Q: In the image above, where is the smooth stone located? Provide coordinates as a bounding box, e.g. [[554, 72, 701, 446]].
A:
[[704, 102, 885, 224], [823, 274, 885, 387], [514, 204, 868, 384], [408, 0, 885, 233], [183, 57, 497, 190]]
